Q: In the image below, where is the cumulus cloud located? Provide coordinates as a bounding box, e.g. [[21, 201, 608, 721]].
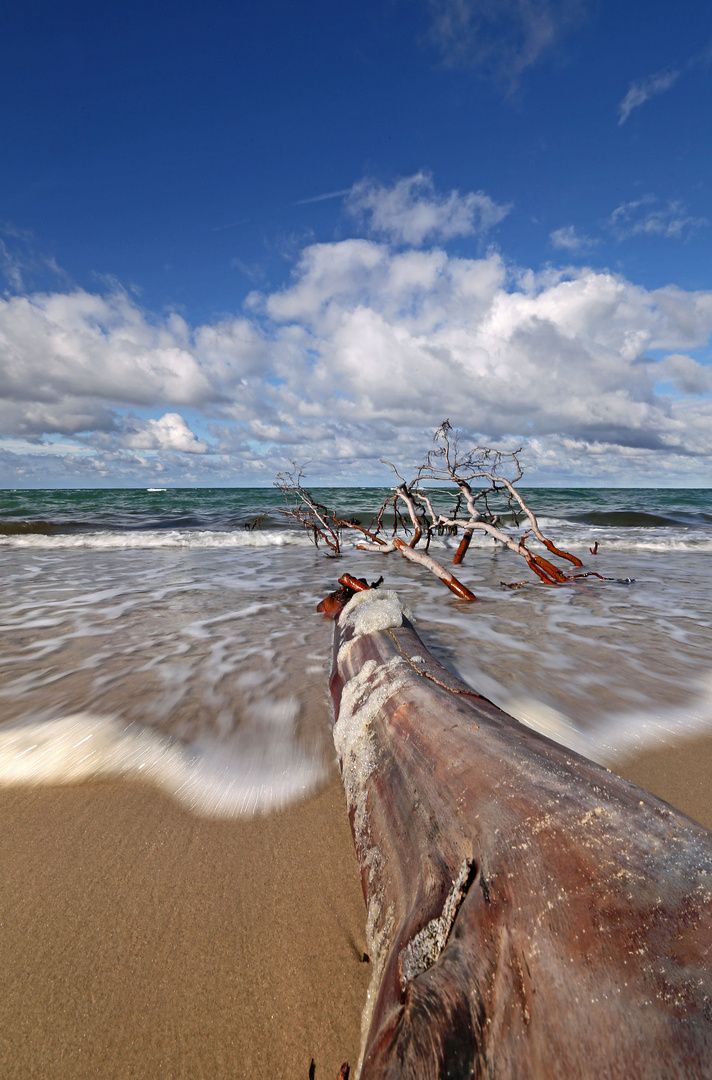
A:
[[549, 225, 597, 252], [347, 173, 510, 247], [122, 413, 209, 453], [425, 0, 587, 86], [609, 198, 708, 240], [2, 233, 712, 485], [251, 240, 712, 480], [259, 243, 712, 473], [662, 354, 712, 396], [618, 69, 679, 125], [0, 288, 266, 438]]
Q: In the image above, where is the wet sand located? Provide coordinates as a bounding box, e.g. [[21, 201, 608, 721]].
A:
[[0, 736, 710, 1080], [617, 731, 712, 831], [0, 775, 370, 1080]]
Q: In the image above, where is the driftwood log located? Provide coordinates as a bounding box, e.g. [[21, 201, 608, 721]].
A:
[[327, 587, 712, 1079]]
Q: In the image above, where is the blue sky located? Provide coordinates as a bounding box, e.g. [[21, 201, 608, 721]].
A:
[[1, 0, 711, 486]]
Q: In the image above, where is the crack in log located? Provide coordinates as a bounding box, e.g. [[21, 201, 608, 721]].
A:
[[386, 629, 485, 700], [399, 859, 478, 986]]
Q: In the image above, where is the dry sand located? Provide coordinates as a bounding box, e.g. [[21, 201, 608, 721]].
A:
[[1, 735, 710, 1080]]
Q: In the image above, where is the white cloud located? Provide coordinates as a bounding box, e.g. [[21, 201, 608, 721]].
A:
[[2, 235, 712, 485], [662, 354, 712, 396], [609, 198, 708, 241], [0, 225, 69, 295], [618, 69, 680, 125], [258, 244, 712, 471], [0, 239, 25, 292], [0, 289, 265, 438], [425, 0, 587, 86], [346, 173, 510, 247], [549, 225, 597, 252], [122, 413, 209, 454], [618, 39, 712, 126], [550, 201, 708, 253]]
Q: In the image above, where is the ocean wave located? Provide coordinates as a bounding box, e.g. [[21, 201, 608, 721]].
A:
[[352, 530, 712, 554], [3, 522, 711, 553], [0, 519, 74, 536], [0, 515, 251, 535], [564, 537, 712, 553], [571, 510, 712, 529], [508, 669, 712, 766], [0, 713, 326, 816], [0, 528, 312, 550]]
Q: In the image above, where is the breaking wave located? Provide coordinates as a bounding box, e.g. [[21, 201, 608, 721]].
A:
[[0, 713, 327, 816], [0, 528, 312, 550]]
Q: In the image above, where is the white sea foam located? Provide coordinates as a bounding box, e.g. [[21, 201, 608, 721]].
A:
[[0, 529, 311, 550], [576, 538, 712, 552], [508, 670, 712, 765], [2, 521, 710, 554], [1, 508, 711, 808], [342, 530, 712, 555], [0, 712, 326, 816]]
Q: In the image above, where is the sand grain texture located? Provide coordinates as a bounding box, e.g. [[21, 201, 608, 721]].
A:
[[1, 726, 710, 1078], [618, 732, 712, 831], [0, 777, 370, 1080]]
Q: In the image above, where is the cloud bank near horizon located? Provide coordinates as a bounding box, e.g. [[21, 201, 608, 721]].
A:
[[1, 175, 712, 487]]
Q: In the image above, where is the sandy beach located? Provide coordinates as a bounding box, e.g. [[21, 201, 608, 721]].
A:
[[618, 731, 712, 832], [0, 774, 370, 1080], [0, 735, 710, 1079]]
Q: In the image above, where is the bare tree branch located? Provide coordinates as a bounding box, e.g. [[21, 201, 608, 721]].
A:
[[391, 538, 477, 601], [250, 424, 590, 600]]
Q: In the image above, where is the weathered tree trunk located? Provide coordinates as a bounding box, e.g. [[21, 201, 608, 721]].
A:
[[329, 589, 712, 1080]]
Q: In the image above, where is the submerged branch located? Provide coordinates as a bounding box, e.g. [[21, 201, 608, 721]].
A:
[[452, 529, 473, 565], [253, 424, 599, 600], [391, 539, 477, 601]]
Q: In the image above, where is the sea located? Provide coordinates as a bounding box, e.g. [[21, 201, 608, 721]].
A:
[[1, 486, 711, 816]]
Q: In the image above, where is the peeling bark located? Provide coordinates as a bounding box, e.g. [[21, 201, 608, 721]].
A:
[[329, 589, 712, 1080]]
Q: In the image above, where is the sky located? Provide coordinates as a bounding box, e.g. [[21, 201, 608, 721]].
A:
[[1, 0, 711, 488]]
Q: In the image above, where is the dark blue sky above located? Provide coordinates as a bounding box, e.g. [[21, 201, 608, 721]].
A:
[[1, 0, 711, 485], [3, 0, 710, 317]]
